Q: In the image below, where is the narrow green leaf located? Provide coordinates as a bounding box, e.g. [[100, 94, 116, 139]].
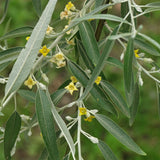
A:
[[50, 89, 67, 105], [32, 0, 42, 17], [106, 57, 123, 69], [76, 39, 94, 71], [38, 148, 48, 160], [76, 14, 130, 25], [124, 38, 134, 106], [95, 114, 146, 155], [101, 80, 130, 118], [79, 27, 118, 100], [0, 47, 23, 64], [68, 61, 116, 114], [4, 111, 21, 160], [121, 2, 131, 32], [129, 83, 139, 126], [45, 90, 75, 159], [0, 27, 33, 41], [0, 0, 10, 24], [79, 21, 100, 65], [145, 2, 160, 7], [97, 140, 118, 160], [0, 62, 11, 72], [18, 89, 36, 102], [4, 0, 58, 99], [36, 89, 59, 160]]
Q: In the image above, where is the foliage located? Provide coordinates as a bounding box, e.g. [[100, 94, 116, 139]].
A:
[[0, 0, 160, 159]]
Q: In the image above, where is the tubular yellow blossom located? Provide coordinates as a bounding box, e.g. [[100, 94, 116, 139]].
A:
[[55, 52, 65, 61], [65, 1, 75, 11], [84, 115, 95, 122], [26, 36, 30, 41], [56, 60, 66, 68], [79, 107, 87, 116], [39, 45, 50, 57], [134, 49, 140, 58], [24, 75, 36, 89], [46, 25, 53, 35], [95, 76, 101, 85], [65, 82, 78, 95], [64, 25, 72, 35], [66, 38, 75, 45], [60, 9, 72, 19], [70, 76, 77, 83]]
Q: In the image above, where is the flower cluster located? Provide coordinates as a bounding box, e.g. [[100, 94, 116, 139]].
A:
[[50, 52, 66, 68], [79, 107, 95, 122], [60, 1, 76, 20], [46, 25, 53, 35]]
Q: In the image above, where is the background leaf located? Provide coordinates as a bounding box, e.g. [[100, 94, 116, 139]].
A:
[[97, 140, 118, 160], [0, 47, 23, 64], [36, 89, 59, 160], [4, 0, 58, 99], [0, 27, 33, 41], [32, 0, 42, 17], [4, 111, 21, 160], [18, 89, 36, 102], [95, 114, 146, 155], [0, 0, 10, 24]]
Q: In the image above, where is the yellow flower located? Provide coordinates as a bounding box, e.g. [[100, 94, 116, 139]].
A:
[[134, 49, 140, 58], [84, 115, 95, 122], [39, 45, 50, 57], [70, 76, 77, 83], [24, 75, 37, 89], [79, 107, 87, 116], [66, 38, 75, 45], [65, 82, 78, 95], [65, 1, 75, 11], [64, 25, 72, 35], [54, 52, 65, 61], [46, 25, 53, 35], [95, 76, 101, 85], [26, 36, 30, 41], [88, 19, 94, 22]]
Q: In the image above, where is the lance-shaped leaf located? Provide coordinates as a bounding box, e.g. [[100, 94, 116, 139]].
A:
[[0, 27, 33, 41], [38, 148, 48, 160], [32, 0, 42, 17], [79, 27, 118, 101], [18, 89, 36, 102], [68, 61, 117, 114], [101, 80, 130, 118], [0, 47, 23, 64], [124, 38, 134, 106], [4, 111, 21, 160], [129, 83, 139, 126], [4, 0, 58, 99], [45, 90, 76, 159], [0, 62, 11, 72], [79, 21, 100, 65], [95, 114, 146, 155], [107, 57, 123, 69], [36, 89, 59, 160], [97, 140, 118, 160]]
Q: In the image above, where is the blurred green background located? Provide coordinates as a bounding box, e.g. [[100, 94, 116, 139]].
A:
[[0, 0, 160, 159]]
